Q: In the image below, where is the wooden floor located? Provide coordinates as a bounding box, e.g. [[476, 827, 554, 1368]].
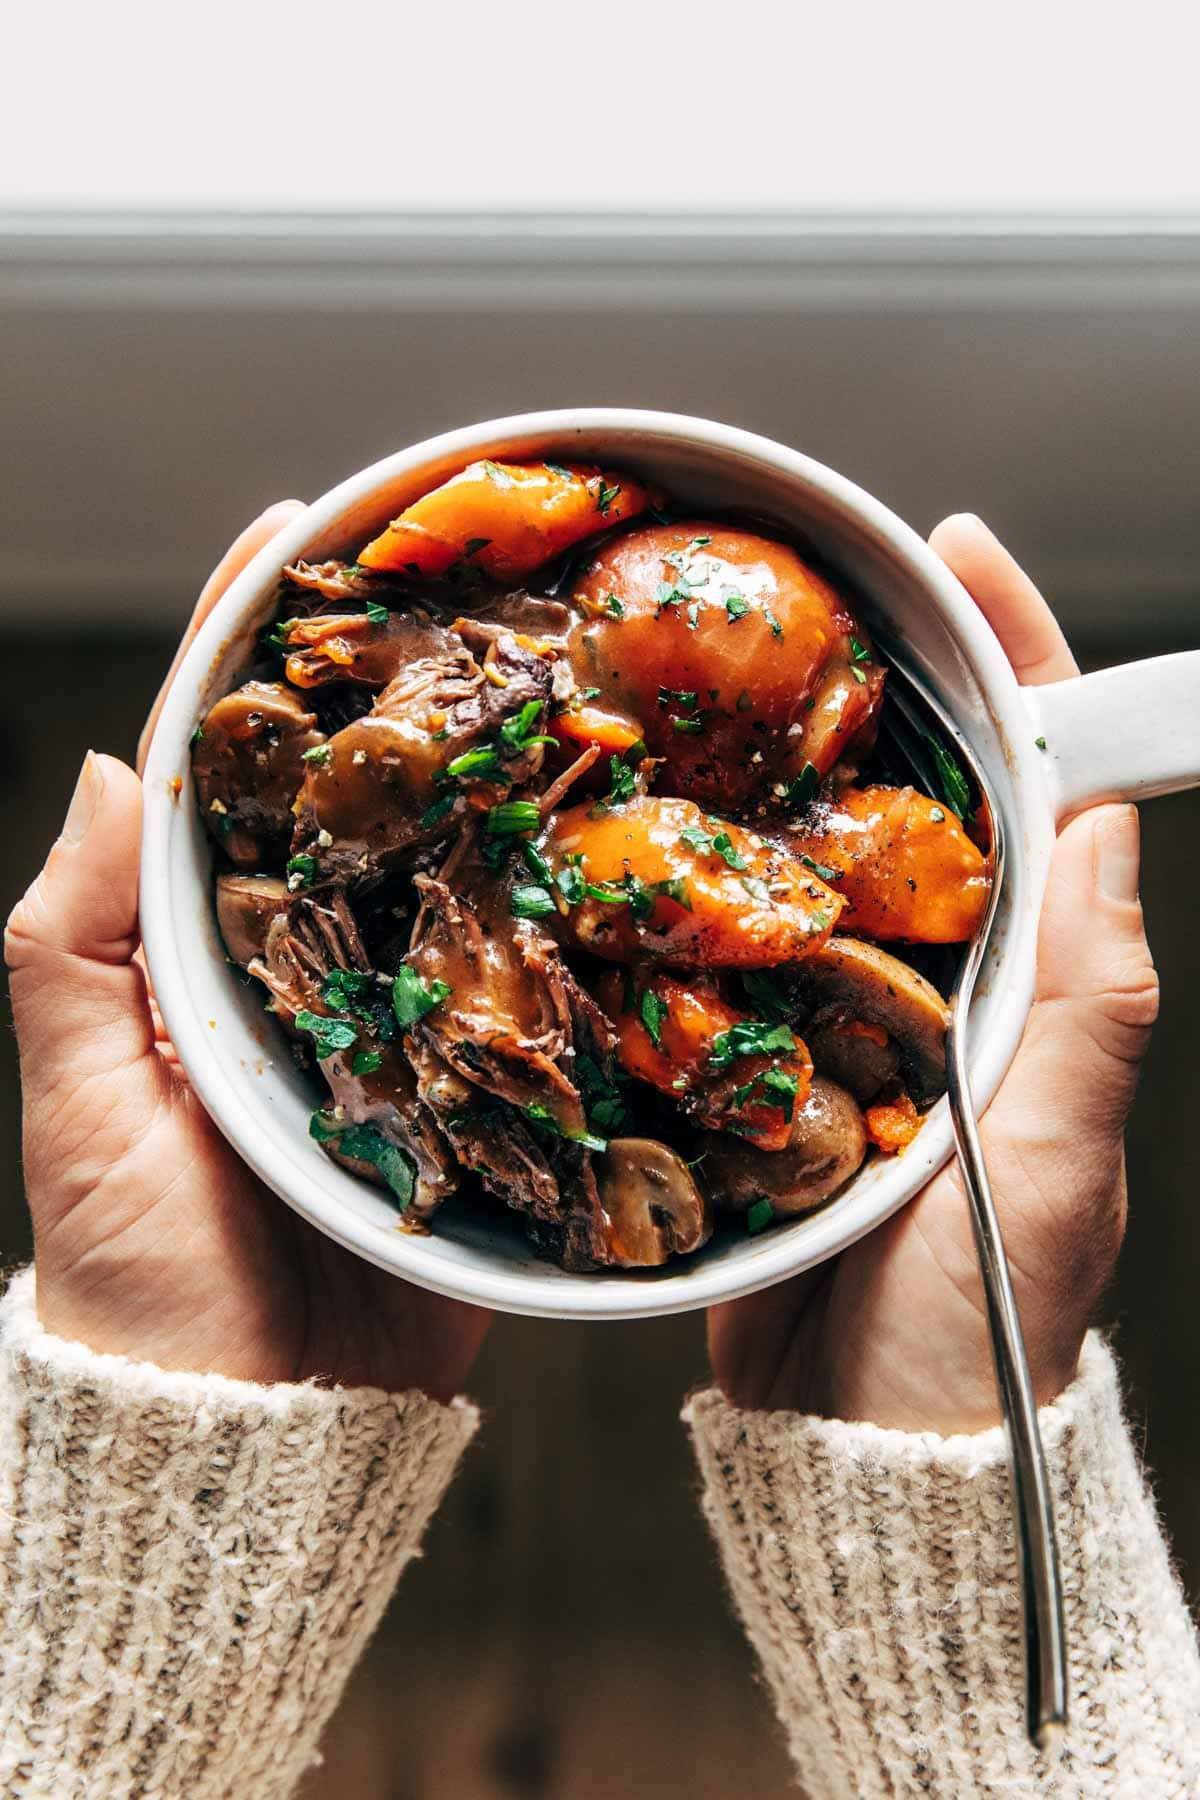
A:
[[1, 629, 1197, 1800]]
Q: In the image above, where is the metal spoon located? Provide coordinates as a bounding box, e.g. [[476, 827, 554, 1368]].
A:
[[874, 636, 1068, 1748]]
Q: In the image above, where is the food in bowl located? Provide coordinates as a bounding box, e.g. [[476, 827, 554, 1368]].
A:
[[191, 457, 990, 1271]]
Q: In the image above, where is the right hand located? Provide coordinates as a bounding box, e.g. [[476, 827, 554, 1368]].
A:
[[6, 503, 490, 1398]]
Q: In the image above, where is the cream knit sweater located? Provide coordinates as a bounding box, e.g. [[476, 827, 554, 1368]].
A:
[[1, 1270, 1197, 1799]]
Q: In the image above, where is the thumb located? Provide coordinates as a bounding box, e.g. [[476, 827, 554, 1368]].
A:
[[6, 753, 158, 1144], [1032, 803, 1159, 1133]]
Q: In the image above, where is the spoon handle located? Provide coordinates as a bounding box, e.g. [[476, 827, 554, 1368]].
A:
[[946, 997, 1069, 1747]]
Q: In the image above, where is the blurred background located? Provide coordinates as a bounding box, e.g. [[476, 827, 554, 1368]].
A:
[[2, 5, 1199, 1795]]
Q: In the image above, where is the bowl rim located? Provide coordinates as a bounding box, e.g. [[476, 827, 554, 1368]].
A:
[[141, 407, 1053, 1319]]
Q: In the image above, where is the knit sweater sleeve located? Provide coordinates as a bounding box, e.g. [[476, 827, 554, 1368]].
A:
[[0, 1267, 478, 1800], [684, 1335, 1200, 1798]]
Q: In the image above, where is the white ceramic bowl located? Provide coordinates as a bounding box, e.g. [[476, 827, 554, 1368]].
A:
[[141, 410, 1200, 1320]]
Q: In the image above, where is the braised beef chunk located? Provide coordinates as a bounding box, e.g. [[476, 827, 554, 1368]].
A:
[[247, 891, 456, 1219], [196, 464, 979, 1267], [283, 559, 397, 604], [280, 608, 456, 691], [288, 632, 557, 888], [193, 681, 325, 867], [400, 846, 620, 1269]]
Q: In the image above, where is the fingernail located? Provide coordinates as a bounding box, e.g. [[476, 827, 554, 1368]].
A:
[[62, 751, 103, 846], [1095, 805, 1140, 902]]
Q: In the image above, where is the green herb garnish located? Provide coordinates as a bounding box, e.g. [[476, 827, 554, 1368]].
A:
[[785, 762, 821, 809], [301, 743, 332, 767], [798, 853, 840, 883], [366, 600, 390, 625], [746, 1198, 775, 1235], [392, 967, 452, 1028], [510, 884, 557, 919], [352, 1050, 384, 1076], [740, 875, 772, 904], [639, 987, 668, 1048], [607, 756, 637, 805], [421, 793, 457, 829], [295, 1010, 359, 1058], [672, 716, 704, 735], [524, 1101, 607, 1155], [486, 799, 541, 837], [708, 1020, 796, 1071], [309, 1111, 414, 1209], [725, 593, 750, 622], [657, 687, 698, 711], [595, 481, 621, 516], [605, 593, 625, 618]]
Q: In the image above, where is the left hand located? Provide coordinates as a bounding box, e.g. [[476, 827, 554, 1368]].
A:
[[6, 504, 491, 1399], [708, 516, 1159, 1433]]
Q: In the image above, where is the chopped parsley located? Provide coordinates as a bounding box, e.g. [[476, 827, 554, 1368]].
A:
[[499, 700, 554, 755], [555, 859, 587, 906], [352, 1050, 384, 1076], [725, 593, 750, 622], [652, 876, 691, 909], [391, 967, 452, 1029], [524, 1101, 608, 1155], [785, 762, 821, 809], [440, 743, 502, 784], [365, 600, 390, 625], [639, 987, 668, 1048], [657, 687, 698, 711], [301, 743, 332, 766], [189, 723, 204, 748], [606, 756, 637, 805], [1035, 735, 1048, 751], [521, 840, 554, 884], [849, 636, 872, 665], [286, 853, 317, 889], [746, 1198, 775, 1235], [320, 968, 375, 1009], [732, 1065, 800, 1120], [708, 1020, 796, 1071], [510, 884, 557, 919], [309, 1110, 414, 1209], [740, 875, 772, 904], [712, 831, 748, 871], [545, 462, 572, 480], [798, 852, 840, 883], [595, 480, 621, 516], [672, 716, 704, 735], [605, 593, 625, 618], [575, 1053, 627, 1135], [486, 799, 541, 836], [421, 793, 457, 829], [763, 608, 784, 638], [295, 1010, 359, 1059]]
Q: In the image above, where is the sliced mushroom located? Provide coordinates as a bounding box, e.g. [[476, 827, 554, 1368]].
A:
[[699, 1075, 867, 1217], [193, 680, 325, 868], [595, 1138, 712, 1267], [215, 873, 289, 968], [781, 935, 950, 1103]]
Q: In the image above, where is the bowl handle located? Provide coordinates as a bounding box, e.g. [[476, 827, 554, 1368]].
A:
[[1021, 650, 1200, 823]]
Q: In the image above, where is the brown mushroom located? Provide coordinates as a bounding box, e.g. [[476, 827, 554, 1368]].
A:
[[781, 936, 950, 1104], [193, 680, 325, 868], [595, 1138, 712, 1267], [215, 873, 289, 968], [698, 1075, 868, 1217]]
